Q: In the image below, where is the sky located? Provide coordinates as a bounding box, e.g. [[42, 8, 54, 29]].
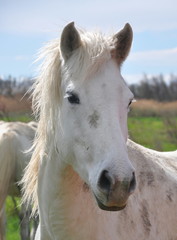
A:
[[0, 0, 177, 84]]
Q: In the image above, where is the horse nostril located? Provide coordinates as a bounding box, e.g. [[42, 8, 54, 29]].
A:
[[98, 170, 113, 194], [129, 172, 136, 194]]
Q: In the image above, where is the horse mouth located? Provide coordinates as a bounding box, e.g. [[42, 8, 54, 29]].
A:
[[95, 196, 126, 211]]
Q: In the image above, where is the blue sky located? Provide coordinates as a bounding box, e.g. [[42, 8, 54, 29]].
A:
[[0, 0, 177, 83]]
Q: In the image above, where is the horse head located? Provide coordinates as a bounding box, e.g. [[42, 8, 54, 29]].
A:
[[58, 22, 136, 211]]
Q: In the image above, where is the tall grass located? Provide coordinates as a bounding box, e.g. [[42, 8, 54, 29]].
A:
[[130, 100, 177, 117]]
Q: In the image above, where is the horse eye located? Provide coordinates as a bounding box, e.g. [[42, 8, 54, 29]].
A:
[[128, 98, 136, 109], [128, 100, 132, 107], [66, 92, 80, 104]]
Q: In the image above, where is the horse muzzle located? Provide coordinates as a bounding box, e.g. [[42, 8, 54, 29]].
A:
[[94, 170, 136, 211]]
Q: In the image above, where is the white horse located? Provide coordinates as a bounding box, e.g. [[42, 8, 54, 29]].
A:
[[0, 121, 37, 240], [22, 22, 177, 240]]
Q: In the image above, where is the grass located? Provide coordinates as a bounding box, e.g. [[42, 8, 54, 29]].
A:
[[5, 197, 21, 240], [128, 99, 177, 151], [128, 116, 177, 151], [0, 112, 33, 122]]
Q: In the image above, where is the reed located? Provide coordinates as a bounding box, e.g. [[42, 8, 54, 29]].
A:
[[130, 100, 177, 117]]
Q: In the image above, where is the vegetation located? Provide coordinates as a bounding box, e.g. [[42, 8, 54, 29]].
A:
[[0, 113, 32, 123], [1, 74, 177, 102], [128, 116, 177, 151], [6, 197, 21, 240], [128, 100, 177, 151], [129, 74, 177, 101], [129, 99, 177, 117]]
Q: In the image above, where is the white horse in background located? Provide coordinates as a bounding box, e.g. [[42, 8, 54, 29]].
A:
[[22, 22, 177, 240], [0, 121, 37, 240]]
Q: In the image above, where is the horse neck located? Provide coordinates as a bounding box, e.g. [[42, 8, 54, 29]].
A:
[[38, 153, 117, 240]]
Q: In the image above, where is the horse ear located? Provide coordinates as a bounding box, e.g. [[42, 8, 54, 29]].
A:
[[111, 23, 133, 65], [60, 22, 81, 60]]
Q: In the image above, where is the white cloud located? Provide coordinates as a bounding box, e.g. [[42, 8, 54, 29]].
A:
[[122, 47, 177, 82], [129, 48, 177, 62], [1, 0, 177, 80], [15, 55, 32, 61], [127, 47, 177, 72], [124, 74, 143, 84], [1, 0, 177, 34]]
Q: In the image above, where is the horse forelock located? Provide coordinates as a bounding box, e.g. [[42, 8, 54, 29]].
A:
[[62, 31, 112, 82], [23, 29, 114, 212]]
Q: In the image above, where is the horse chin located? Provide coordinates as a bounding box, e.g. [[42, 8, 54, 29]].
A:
[[95, 196, 126, 212]]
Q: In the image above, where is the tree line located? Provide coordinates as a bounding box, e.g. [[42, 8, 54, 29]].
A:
[[0, 76, 32, 96], [129, 74, 177, 102], [0, 74, 177, 102]]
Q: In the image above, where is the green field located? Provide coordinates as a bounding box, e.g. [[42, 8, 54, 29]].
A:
[[128, 116, 177, 151], [2, 114, 177, 239], [0, 113, 32, 123]]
